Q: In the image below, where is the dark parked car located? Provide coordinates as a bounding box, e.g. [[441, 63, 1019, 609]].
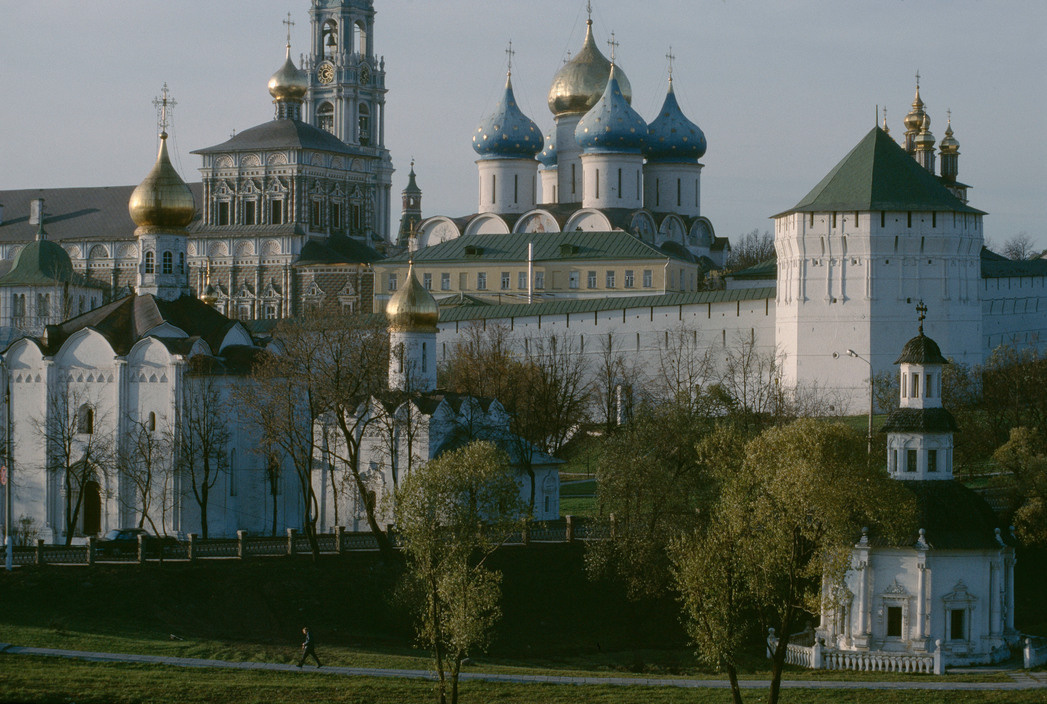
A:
[[96, 528, 179, 557]]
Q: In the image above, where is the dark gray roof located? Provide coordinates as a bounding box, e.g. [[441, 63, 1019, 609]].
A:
[[881, 407, 958, 434], [193, 119, 356, 156], [0, 184, 203, 244], [980, 246, 1047, 279], [295, 236, 383, 266], [436, 287, 776, 323], [894, 480, 1013, 550], [894, 333, 949, 365], [727, 258, 777, 280]]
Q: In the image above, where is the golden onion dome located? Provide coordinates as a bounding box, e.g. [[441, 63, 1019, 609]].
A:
[[915, 114, 935, 148], [386, 263, 439, 332], [903, 85, 926, 132], [939, 118, 960, 153], [547, 19, 632, 117], [268, 45, 309, 102], [128, 132, 196, 231]]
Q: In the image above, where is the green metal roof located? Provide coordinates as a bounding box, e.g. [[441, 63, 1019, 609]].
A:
[[727, 258, 777, 280], [436, 287, 775, 323], [0, 235, 75, 286], [382, 230, 694, 265], [776, 127, 984, 217]]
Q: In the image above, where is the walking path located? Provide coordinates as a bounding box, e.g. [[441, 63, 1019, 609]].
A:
[[1, 644, 1044, 690]]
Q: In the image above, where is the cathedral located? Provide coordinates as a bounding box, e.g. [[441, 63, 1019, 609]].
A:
[[0, 0, 392, 335]]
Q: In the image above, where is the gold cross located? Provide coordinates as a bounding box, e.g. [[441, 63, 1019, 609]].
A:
[[152, 83, 176, 137], [607, 31, 619, 63], [916, 300, 928, 334], [666, 46, 676, 79], [283, 12, 295, 46], [587, 1, 593, 22], [505, 40, 515, 76]]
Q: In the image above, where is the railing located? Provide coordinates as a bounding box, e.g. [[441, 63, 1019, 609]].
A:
[[767, 628, 942, 675], [8, 516, 600, 567]]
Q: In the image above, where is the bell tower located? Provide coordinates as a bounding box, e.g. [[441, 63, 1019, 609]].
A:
[[302, 0, 394, 244]]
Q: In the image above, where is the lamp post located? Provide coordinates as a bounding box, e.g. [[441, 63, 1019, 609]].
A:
[[846, 349, 874, 457], [2, 356, 11, 571]]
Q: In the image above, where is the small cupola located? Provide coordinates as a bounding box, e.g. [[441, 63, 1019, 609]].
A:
[[268, 41, 309, 121], [472, 73, 544, 160]]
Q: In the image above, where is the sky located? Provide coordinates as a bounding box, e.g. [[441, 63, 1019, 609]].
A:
[[1, 1, 1045, 249]]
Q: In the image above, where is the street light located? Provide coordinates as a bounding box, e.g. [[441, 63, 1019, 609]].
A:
[[1, 356, 11, 571], [846, 349, 874, 457]]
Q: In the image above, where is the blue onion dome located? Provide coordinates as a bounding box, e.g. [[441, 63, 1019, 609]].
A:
[[537, 129, 557, 168], [472, 75, 544, 159], [646, 80, 707, 162], [574, 65, 647, 154], [548, 19, 632, 117]]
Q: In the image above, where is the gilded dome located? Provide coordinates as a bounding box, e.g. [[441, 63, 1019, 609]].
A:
[[939, 118, 960, 154], [268, 46, 309, 102], [547, 20, 632, 117], [473, 75, 544, 159], [903, 84, 926, 132], [128, 133, 196, 231], [915, 114, 935, 149], [386, 263, 439, 331]]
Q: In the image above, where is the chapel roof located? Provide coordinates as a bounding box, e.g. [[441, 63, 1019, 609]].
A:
[[42, 293, 239, 356], [882, 480, 1014, 550], [776, 127, 984, 217], [294, 236, 383, 266], [880, 407, 959, 434], [0, 235, 75, 286], [894, 332, 950, 365]]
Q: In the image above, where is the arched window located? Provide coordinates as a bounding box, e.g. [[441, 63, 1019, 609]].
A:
[[317, 102, 335, 133], [145, 251, 155, 274], [13, 294, 25, 318], [353, 21, 368, 56], [162, 251, 173, 274], [322, 19, 338, 57], [358, 103, 371, 146], [77, 405, 94, 434]]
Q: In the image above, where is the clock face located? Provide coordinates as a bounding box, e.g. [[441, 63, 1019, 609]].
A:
[[359, 64, 371, 84], [317, 63, 335, 84]]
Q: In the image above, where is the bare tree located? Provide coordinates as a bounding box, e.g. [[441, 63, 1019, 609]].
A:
[[595, 331, 631, 433], [1001, 232, 1037, 261], [175, 370, 230, 540], [652, 325, 718, 416], [35, 385, 114, 545], [726, 228, 775, 272], [116, 415, 174, 537]]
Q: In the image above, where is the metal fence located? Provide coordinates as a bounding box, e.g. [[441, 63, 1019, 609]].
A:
[[9, 515, 606, 567]]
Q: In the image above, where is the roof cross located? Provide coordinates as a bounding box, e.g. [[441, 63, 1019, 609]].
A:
[[587, 1, 593, 22], [283, 12, 295, 47], [505, 40, 515, 76], [915, 69, 920, 88], [916, 299, 928, 334], [666, 46, 676, 80], [152, 83, 176, 138], [607, 31, 618, 63]]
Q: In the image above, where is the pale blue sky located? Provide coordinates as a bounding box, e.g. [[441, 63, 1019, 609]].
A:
[[1, 1, 1044, 248]]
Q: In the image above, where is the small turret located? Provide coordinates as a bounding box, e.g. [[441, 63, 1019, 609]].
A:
[[939, 112, 960, 184], [386, 262, 438, 392]]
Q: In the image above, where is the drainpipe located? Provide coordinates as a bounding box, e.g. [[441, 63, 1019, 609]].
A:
[[527, 241, 534, 304]]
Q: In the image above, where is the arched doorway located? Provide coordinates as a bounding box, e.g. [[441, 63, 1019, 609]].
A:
[[83, 481, 102, 535]]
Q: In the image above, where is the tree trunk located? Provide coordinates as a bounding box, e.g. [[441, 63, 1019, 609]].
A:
[[199, 483, 209, 540], [451, 656, 461, 704], [270, 487, 278, 537], [726, 663, 744, 704], [768, 621, 792, 704]]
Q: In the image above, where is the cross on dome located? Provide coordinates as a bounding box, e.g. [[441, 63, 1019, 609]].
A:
[[505, 40, 515, 77], [283, 12, 295, 47], [152, 83, 176, 138], [916, 299, 928, 334], [915, 69, 921, 88], [666, 46, 676, 81], [587, 0, 593, 23], [607, 31, 619, 63]]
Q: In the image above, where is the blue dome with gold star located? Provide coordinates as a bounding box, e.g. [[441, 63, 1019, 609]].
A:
[[472, 76, 544, 160], [646, 80, 706, 162], [537, 130, 557, 168], [574, 66, 647, 154]]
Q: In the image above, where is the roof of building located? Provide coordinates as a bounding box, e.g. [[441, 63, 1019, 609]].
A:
[[433, 422, 563, 467], [473, 76, 544, 159], [776, 127, 984, 217], [575, 67, 647, 154], [980, 246, 1047, 278], [547, 18, 631, 117], [193, 119, 355, 155], [0, 233, 75, 286], [0, 184, 204, 246], [889, 480, 1013, 550], [383, 230, 695, 266], [895, 332, 950, 364], [434, 286, 775, 323], [294, 236, 382, 266], [880, 407, 959, 434], [41, 293, 239, 356], [646, 80, 706, 162], [726, 258, 777, 280]]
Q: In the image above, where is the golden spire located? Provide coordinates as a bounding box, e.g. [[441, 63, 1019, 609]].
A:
[[386, 262, 439, 332], [129, 85, 195, 232]]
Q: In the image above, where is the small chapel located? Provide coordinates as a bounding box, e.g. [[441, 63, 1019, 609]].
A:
[[818, 306, 1018, 666]]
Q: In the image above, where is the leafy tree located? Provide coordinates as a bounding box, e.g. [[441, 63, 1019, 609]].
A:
[[726, 228, 775, 272], [993, 427, 1047, 546], [395, 441, 525, 704]]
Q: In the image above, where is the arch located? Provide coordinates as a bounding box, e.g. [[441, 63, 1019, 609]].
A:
[[118, 243, 138, 259], [513, 209, 560, 235], [657, 214, 687, 245], [262, 239, 281, 256], [64, 245, 82, 260], [234, 240, 255, 258], [215, 155, 234, 169], [563, 209, 612, 232], [463, 213, 511, 237], [266, 152, 288, 166], [241, 154, 261, 167], [208, 242, 230, 258], [322, 19, 338, 55], [417, 217, 462, 248], [82, 480, 102, 535], [77, 404, 94, 434], [690, 217, 716, 247], [144, 251, 155, 273], [353, 20, 368, 55], [88, 244, 110, 259], [629, 210, 657, 241]]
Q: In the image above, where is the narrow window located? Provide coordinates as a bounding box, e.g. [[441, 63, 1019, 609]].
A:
[[587, 271, 597, 289], [677, 178, 681, 207], [911, 373, 920, 398], [928, 449, 938, 472], [388, 273, 397, 291], [217, 201, 230, 226], [571, 164, 577, 195], [244, 200, 256, 225], [78, 405, 94, 434], [624, 270, 634, 288], [178, 252, 185, 274], [162, 251, 172, 274], [950, 610, 965, 641], [270, 200, 284, 225], [492, 175, 496, 204], [655, 179, 660, 207], [535, 271, 545, 289], [605, 271, 615, 288], [311, 201, 323, 228], [881, 211, 885, 227], [501, 272, 510, 290], [832, 212, 837, 228], [890, 449, 897, 472], [358, 103, 371, 146], [148, 412, 157, 432], [643, 269, 652, 288], [925, 373, 934, 398], [513, 174, 518, 204], [595, 169, 600, 199], [618, 168, 622, 198], [809, 212, 814, 227], [518, 272, 526, 289], [422, 342, 428, 372], [396, 343, 404, 373], [906, 449, 917, 472], [477, 272, 487, 290], [422, 273, 432, 290], [907, 211, 912, 228], [569, 271, 579, 289], [887, 606, 902, 637], [441, 273, 451, 290], [145, 251, 155, 274], [330, 202, 341, 229]]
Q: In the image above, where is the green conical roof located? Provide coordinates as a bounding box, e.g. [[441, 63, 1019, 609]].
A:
[[0, 233, 74, 286], [775, 127, 984, 217]]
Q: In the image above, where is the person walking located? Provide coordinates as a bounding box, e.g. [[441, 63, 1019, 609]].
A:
[[297, 626, 322, 668]]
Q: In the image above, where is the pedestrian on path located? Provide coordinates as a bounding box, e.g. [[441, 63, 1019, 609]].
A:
[[297, 626, 322, 668]]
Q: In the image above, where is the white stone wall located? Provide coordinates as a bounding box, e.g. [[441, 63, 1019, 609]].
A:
[[476, 159, 539, 215], [981, 275, 1047, 353]]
